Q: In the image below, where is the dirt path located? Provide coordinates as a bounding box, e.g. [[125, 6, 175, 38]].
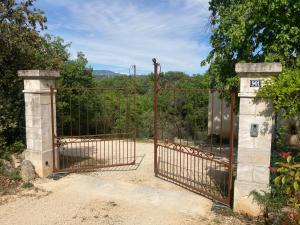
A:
[[0, 142, 251, 225]]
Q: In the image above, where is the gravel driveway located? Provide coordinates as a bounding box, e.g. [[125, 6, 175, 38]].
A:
[[0, 142, 251, 225]]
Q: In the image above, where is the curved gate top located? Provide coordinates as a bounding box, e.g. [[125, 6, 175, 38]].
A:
[[50, 60, 236, 206], [152, 58, 236, 206]]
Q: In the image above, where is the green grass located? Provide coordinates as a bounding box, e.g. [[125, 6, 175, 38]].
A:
[[21, 182, 33, 189], [8, 170, 21, 181]]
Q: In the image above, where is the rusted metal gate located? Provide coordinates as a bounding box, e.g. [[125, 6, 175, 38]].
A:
[[152, 59, 236, 206], [50, 66, 137, 172]]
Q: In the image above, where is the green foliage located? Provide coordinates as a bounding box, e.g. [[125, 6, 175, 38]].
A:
[[21, 182, 33, 189], [57, 52, 93, 89], [0, 141, 24, 162], [0, 0, 95, 157], [0, 0, 68, 157], [258, 69, 300, 118], [252, 150, 300, 224], [0, 0, 219, 158], [57, 74, 150, 137], [275, 152, 300, 208], [204, 0, 300, 86], [251, 189, 287, 215], [55, 52, 95, 136], [8, 169, 21, 181], [258, 68, 300, 150], [55, 71, 211, 140], [0, 158, 21, 180], [9, 141, 26, 154]]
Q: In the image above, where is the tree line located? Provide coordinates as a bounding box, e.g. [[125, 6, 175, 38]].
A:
[[0, 0, 212, 158], [1, 0, 299, 159], [55, 71, 211, 141]]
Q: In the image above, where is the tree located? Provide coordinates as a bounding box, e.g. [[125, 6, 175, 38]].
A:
[[0, 0, 48, 154], [208, 1, 300, 221], [0, 0, 83, 156], [258, 67, 300, 118], [204, 0, 300, 143], [203, 0, 300, 87], [58, 52, 93, 89]]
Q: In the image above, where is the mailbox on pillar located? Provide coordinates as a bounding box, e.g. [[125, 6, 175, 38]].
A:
[[250, 123, 259, 137]]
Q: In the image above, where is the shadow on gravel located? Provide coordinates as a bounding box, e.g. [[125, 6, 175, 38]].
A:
[[99, 154, 145, 172]]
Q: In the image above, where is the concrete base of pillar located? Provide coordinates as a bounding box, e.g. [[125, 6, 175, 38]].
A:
[[24, 149, 55, 177], [234, 180, 268, 216]]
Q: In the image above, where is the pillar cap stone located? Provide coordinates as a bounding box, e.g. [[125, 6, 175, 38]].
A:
[[235, 63, 282, 76], [18, 70, 60, 80]]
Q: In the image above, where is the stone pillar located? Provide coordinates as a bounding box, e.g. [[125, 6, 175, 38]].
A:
[[18, 70, 60, 177], [234, 63, 282, 216]]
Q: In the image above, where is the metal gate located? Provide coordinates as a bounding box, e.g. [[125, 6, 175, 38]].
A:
[[50, 67, 137, 172], [152, 59, 236, 206]]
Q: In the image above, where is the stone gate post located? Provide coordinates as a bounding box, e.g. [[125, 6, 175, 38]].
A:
[[234, 63, 282, 215], [18, 70, 60, 177]]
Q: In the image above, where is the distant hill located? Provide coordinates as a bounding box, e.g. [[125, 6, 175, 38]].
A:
[[93, 70, 124, 77]]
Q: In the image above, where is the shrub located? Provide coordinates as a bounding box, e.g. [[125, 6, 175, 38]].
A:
[[21, 182, 33, 189], [0, 141, 25, 161], [257, 69, 300, 119], [252, 150, 300, 225], [8, 169, 21, 181], [273, 151, 300, 224]]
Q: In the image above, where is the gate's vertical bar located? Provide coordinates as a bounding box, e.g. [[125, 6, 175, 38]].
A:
[[133, 65, 137, 164], [78, 89, 81, 136], [50, 86, 56, 172], [228, 87, 236, 206], [210, 90, 214, 152], [69, 88, 72, 136], [153, 58, 159, 175]]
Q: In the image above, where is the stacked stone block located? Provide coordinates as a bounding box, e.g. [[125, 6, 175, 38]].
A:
[[234, 63, 282, 215], [18, 70, 59, 177]]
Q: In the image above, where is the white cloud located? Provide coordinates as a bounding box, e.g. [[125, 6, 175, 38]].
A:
[[42, 0, 211, 74]]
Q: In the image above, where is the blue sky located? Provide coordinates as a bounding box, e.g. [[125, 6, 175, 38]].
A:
[[36, 0, 211, 75]]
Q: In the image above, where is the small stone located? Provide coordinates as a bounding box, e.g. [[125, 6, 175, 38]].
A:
[[20, 160, 36, 182]]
